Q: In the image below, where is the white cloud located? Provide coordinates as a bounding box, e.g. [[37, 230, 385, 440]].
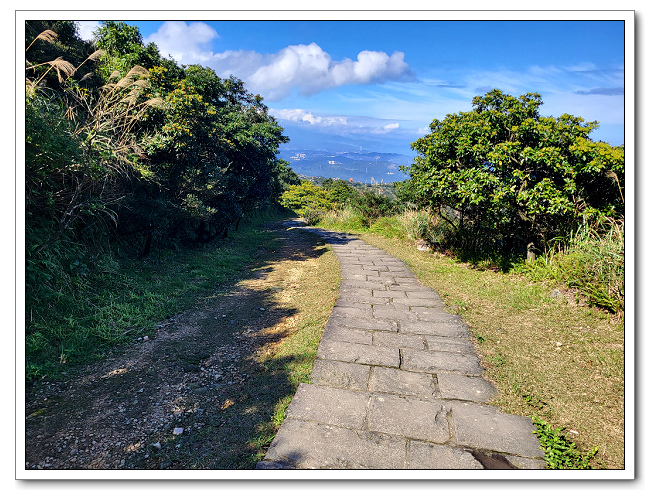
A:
[[75, 21, 101, 41], [146, 21, 219, 63], [271, 109, 347, 127], [249, 45, 412, 99], [380, 123, 400, 133], [144, 21, 413, 101]]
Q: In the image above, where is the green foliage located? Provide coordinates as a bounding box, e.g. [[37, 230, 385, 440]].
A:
[[397, 208, 445, 243], [25, 211, 286, 381], [24, 20, 297, 379], [322, 178, 361, 207], [92, 21, 163, 81], [351, 190, 398, 227], [279, 181, 332, 215], [512, 216, 624, 313], [403, 89, 624, 260], [533, 417, 598, 469]]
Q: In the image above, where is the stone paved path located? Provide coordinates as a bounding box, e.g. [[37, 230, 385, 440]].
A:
[[257, 226, 545, 470]]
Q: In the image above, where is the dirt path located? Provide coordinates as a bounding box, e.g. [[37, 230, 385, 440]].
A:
[[24, 221, 337, 470]]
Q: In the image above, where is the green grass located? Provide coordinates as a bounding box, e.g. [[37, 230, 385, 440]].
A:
[[25, 211, 289, 382]]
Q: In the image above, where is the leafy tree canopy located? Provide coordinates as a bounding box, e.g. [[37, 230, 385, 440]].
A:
[[401, 89, 624, 258]]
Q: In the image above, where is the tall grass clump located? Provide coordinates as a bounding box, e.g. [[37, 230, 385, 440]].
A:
[[397, 208, 446, 243], [317, 206, 366, 233], [512, 217, 624, 313]]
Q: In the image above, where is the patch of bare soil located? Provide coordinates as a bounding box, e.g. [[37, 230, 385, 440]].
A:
[[24, 222, 331, 470]]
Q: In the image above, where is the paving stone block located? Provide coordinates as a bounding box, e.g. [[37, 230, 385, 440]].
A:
[[310, 359, 371, 390], [400, 320, 470, 337], [401, 349, 483, 375], [437, 373, 497, 402], [406, 290, 443, 300], [373, 331, 426, 350], [373, 290, 408, 298], [333, 300, 373, 309], [330, 305, 373, 319], [328, 316, 398, 332], [339, 288, 374, 299], [372, 307, 417, 322], [386, 284, 424, 292], [425, 336, 476, 354], [341, 279, 385, 290], [338, 295, 390, 306], [286, 384, 369, 429], [393, 298, 446, 308], [386, 265, 412, 273], [317, 340, 400, 367], [367, 394, 450, 443], [449, 401, 544, 458], [321, 324, 373, 345], [365, 275, 396, 283], [363, 265, 390, 272], [412, 309, 464, 322], [368, 366, 436, 399], [408, 441, 483, 469], [261, 419, 408, 469]]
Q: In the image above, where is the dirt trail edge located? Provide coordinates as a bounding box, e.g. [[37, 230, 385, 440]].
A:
[[24, 220, 339, 470], [257, 226, 545, 470]]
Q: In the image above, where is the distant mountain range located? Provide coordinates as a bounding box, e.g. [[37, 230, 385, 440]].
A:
[[279, 147, 415, 184]]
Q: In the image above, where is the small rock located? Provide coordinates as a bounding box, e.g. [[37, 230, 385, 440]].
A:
[[259, 307, 265, 311], [556, 342, 562, 347], [415, 239, 431, 251], [152, 442, 162, 450], [144, 336, 149, 341], [550, 289, 563, 299], [173, 427, 183, 435]]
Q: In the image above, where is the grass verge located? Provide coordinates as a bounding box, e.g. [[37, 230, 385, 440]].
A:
[[316, 222, 624, 470], [243, 227, 340, 466], [26, 211, 291, 382]]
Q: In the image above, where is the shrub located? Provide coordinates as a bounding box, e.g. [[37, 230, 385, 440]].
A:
[[352, 190, 397, 227]]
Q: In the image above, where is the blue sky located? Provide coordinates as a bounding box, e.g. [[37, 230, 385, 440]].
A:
[[76, 17, 627, 156]]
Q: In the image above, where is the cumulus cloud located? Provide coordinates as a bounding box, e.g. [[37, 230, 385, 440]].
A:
[[271, 109, 348, 127], [145, 21, 414, 101], [371, 122, 400, 134], [245, 44, 413, 100], [146, 21, 219, 63]]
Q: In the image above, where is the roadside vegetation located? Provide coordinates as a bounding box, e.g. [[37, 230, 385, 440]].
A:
[[280, 89, 625, 469], [25, 21, 302, 381]]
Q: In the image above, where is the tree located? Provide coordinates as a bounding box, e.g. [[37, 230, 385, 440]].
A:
[[92, 21, 162, 81], [323, 179, 359, 207], [279, 181, 332, 215], [402, 89, 624, 260]]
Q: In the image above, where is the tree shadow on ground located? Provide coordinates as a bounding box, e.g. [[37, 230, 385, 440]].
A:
[[24, 219, 337, 470]]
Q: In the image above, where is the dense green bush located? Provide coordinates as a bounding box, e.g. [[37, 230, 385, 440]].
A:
[[24, 21, 297, 378], [279, 180, 332, 216], [402, 89, 624, 262], [351, 190, 398, 227]]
